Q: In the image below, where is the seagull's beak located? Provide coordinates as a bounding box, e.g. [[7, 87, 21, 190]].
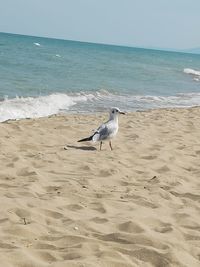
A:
[[119, 111, 126, 115]]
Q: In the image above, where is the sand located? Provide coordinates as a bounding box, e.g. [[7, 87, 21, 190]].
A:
[[0, 107, 200, 267]]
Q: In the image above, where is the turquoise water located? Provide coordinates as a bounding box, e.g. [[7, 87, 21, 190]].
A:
[[0, 32, 200, 121]]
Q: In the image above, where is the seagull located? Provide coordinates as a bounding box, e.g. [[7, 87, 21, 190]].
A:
[[78, 107, 125, 150]]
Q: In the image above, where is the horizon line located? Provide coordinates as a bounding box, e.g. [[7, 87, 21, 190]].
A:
[[1, 31, 199, 55]]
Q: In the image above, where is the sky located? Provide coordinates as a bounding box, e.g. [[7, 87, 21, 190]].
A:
[[0, 0, 200, 50]]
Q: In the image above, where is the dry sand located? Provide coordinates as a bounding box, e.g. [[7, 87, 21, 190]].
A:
[[0, 107, 200, 267]]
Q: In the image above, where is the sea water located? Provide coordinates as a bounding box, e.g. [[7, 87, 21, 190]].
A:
[[0, 32, 200, 122]]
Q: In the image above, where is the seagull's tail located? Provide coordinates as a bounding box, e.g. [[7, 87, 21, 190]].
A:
[[77, 135, 93, 142]]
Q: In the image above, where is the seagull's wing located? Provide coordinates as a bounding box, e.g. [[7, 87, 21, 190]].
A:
[[92, 121, 115, 141]]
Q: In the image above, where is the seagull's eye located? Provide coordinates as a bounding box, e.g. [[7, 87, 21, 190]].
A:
[[112, 110, 115, 114]]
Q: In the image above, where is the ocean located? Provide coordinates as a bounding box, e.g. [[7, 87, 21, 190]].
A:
[[0, 32, 200, 122]]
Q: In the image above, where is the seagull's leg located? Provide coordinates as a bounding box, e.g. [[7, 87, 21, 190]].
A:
[[109, 141, 113, 150], [100, 141, 103, 151]]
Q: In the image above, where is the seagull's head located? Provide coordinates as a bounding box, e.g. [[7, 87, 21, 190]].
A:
[[109, 107, 126, 119]]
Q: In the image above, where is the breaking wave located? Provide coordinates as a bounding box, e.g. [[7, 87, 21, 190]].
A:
[[184, 68, 200, 76], [0, 93, 95, 122], [184, 68, 200, 81], [1, 91, 200, 122]]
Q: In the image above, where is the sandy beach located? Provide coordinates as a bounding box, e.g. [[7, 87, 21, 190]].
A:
[[0, 107, 200, 267]]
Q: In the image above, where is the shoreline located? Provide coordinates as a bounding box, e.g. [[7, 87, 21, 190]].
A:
[[1, 105, 200, 124], [0, 107, 200, 266]]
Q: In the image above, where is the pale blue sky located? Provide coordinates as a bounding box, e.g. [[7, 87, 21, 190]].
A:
[[0, 0, 200, 49]]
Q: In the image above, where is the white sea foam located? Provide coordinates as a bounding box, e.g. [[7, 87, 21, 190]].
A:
[[126, 93, 200, 109], [101, 92, 200, 111], [34, 42, 41, 46], [134, 93, 200, 107], [184, 68, 200, 77], [0, 93, 93, 122], [1, 91, 200, 122]]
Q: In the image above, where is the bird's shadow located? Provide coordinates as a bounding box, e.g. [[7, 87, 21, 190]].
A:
[[66, 145, 97, 151]]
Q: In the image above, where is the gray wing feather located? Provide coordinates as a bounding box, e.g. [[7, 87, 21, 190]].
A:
[[92, 122, 115, 141]]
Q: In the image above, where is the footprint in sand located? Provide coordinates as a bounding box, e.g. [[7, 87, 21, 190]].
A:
[[117, 221, 144, 234], [141, 155, 157, 160], [6, 162, 15, 167], [66, 204, 84, 211], [34, 243, 58, 250], [170, 191, 200, 202], [41, 209, 63, 219], [156, 165, 170, 173], [150, 144, 162, 151], [16, 167, 38, 177], [195, 150, 200, 155], [0, 242, 17, 249], [91, 217, 108, 224], [154, 224, 173, 233], [99, 169, 117, 177], [45, 186, 62, 193], [36, 251, 57, 263], [90, 202, 107, 214], [131, 247, 170, 266], [14, 208, 30, 217], [0, 183, 17, 189]]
